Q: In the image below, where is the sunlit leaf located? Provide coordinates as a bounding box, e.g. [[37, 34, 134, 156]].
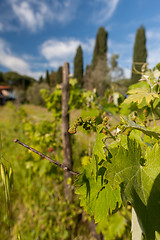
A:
[[121, 116, 160, 140], [106, 139, 160, 239]]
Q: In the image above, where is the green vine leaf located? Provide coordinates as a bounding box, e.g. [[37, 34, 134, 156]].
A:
[[75, 163, 121, 224], [94, 183, 122, 223], [96, 212, 127, 240], [121, 116, 160, 140], [106, 139, 160, 239], [91, 125, 106, 178], [126, 88, 158, 105]]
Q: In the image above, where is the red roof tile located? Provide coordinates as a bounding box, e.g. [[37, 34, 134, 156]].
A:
[[0, 86, 11, 90]]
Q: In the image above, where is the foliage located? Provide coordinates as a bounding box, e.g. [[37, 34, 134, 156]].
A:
[[131, 25, 147, 83], [0, 163, 13, 206], [41, 78, 102, 120], [84, 27, 110, 96], [0, 104, 99, 240], [70, 65, 160, 239], [26, 82, 50, 106], [41, 84, 62, 118], [90, 58, 110, 96], [120, 64, 160, 121], [57, 66, 62, 84], [3, 71, 36, 90], [3, 65, 160, 239], [100, 89, 123, 115], [109, 54, 124, 82], [92, 27, 108, 69], [96, 208, 131, 240], [19, 79, 123, 239], [0, 71, 4, 83], [45, 70, 50, 86], [71, 116, 160, 239], [74, 45, 84, 87]]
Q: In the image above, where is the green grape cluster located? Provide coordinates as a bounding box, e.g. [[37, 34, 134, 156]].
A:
[[69, 116, 97, 134], [102, 116, 109, 125]]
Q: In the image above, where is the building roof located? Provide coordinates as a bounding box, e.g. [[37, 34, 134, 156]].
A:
[[0, 86, 11, 90]]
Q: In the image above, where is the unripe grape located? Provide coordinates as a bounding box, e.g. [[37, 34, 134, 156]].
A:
[[93, 116, 96, 124], [102, 116, 109, 125], [102, 129, 107, 135], [124, 128, 131, 136], [143, 109, 147, 117], [68, 127, 77, 134]]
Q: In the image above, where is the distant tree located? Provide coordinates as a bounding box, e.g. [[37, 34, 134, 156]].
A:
[[57, 66, 62, 84], [110, 54, 119, 69], [39, 75, 44, 83], [92, 27, 108, 69], [131, 25, 147, 83], [83, 27, 110, 95], [111, 78, 131, 96], [83, 65, 92, 90], [91, 58, 110, 95], [110, 54, 124, 82], [84, 60, 110, 96], [50, 70, 56, 86], [86, 27, 109, 95], [3, 72, 35, 89], [45, 70, 50, 86], [4, 72, 22, 86], [74, 45, 83, 87], [0, 71, 4, 83], [27, 82, 50, 105]]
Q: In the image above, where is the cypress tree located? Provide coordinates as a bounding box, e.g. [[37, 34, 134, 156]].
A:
[[131, 25, 147, 83], [45, 70, 50, 86], [50, 70, 56, 86], [57, 66, 62, 84], [0, 72, 4, 83], [73, 45, 83, 86], [89, 27, 110, 95], [39, 75, 44, 83], [92, 27, 108, 69]]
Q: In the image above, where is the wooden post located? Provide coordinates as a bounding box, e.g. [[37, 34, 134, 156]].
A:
[[62, 62, 73, 202]]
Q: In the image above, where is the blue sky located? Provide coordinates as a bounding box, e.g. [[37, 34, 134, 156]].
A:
[[0, 0, 160, 80]]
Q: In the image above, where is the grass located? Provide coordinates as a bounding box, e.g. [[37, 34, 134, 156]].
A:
[[0, 102, 94, 240], [22, 104, 53, 122], [0, 102, 133, 240]]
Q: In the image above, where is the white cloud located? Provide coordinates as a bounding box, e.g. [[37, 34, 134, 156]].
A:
[[41, 39, 79, 60], [27, 70, 45, 79], [82, 38, 95, 53], [8, 0, 80, 32], [10, 0, 51, 31], [40, 38, 95, 68], [90, 0, 120, 23], [0, 38, 44, 79], [107, 36, 134, 79], [108, 39, 133, 65], [0, 0, 119, 32], [147, 29, 160, 40], [0, 39, 30, 72], [123, 68, 131, 78]]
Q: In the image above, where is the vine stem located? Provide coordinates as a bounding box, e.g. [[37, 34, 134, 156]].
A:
[[14, 139, 79, 176], [150, 101, 156, 127], [131, 207, 142, 240]]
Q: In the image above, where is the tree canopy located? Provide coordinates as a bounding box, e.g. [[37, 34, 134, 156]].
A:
[[74, 45, 83, 87], [131, 25, 147, 83]]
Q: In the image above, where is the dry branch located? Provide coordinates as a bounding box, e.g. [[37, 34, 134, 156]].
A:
[[14, 139, 79, 176]]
